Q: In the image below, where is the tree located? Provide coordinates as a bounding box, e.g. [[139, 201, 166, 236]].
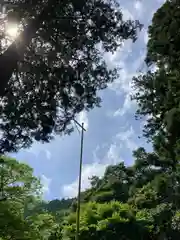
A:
[[0, 155, 43, 239], [131, 1, 180, 168], [129, 2, 180, 237], [145, 0, 180, 69], [25, 198, 73, 221], [136, 203, 176, 239], [3, 148, 178, 239], [82, 162, 134, 203], [0, 200, 32, 239], [62, 201, 151, 240], [129, 148, 162, 196], [0, 0, 142, 153], [0, 155, 41, 201], [0, 155, 70, 239], [26, 213, 58, 239], [62, 153, 180, 239], [132, 1, 180, 169]]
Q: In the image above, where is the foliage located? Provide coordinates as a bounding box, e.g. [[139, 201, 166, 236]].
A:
[[0, 155, 72, 239], [145, 0, 180, 69], [2, 1, 180, 240], [0, 0, 142, 154], [0, 156, 41, 239], [63, 201, 151, 240], [0, 155, 41, 201], [60, 2, 180, 239], [130, 0, 180, 238], [25, 198, 74, 220], [132, 1, 180, 167]]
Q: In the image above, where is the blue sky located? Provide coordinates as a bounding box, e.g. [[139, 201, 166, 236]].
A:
[[11, 0, 165, 200]]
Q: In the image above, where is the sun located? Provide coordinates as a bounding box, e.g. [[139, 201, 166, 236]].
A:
[[6, 23, 18, 39]]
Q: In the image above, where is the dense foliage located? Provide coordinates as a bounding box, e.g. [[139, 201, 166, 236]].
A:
[[0, 155, 74, 239], [1, 146, 180, 239], [0, 0, 142, 154], [1, 0, 180, 239]]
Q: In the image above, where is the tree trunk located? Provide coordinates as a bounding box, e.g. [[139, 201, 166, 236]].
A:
[[0, 0, 55, 97]]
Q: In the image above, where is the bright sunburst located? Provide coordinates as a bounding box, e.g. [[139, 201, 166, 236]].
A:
[[6, 23, 18, 39]]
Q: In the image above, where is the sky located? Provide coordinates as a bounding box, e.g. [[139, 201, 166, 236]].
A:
[[11, 0, 165, 201]]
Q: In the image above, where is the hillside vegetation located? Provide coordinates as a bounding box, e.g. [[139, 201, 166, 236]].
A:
[[1, 0, 180, 239]]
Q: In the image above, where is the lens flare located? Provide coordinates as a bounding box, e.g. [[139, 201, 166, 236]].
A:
[[6, 23, 18, 39]]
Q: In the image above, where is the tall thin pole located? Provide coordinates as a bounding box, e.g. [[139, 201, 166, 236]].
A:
[[0, 158, 6, 201], [75, 122, 85, 240]]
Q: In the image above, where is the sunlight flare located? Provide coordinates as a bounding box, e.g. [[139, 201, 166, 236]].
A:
[[6, 23, 18, 39]]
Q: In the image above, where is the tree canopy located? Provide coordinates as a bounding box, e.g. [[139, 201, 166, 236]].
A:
[[2, 0, 180, 239], [0, 0, 142, 153], [132, 0, 180, 171]]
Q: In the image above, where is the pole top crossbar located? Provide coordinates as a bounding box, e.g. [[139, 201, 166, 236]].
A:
[[73, 119, 86, 132]]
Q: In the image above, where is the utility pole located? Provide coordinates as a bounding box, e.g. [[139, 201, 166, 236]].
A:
[[74, 119, 86, 240], [0, 157, 6, 201]]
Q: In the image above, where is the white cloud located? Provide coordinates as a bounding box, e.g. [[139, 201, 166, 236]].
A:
[[106, 143, 123, 165], [143, 30, 149, 45], [140, 119, 146, 132], [104, 7, 145, 117], [116, 125, 138, 152], [25, 144, 52, 161], [44, 149, 51, 160], [134, 1, 143, 17], [104, 40, 133, 69], [134, 1, 142, 11], [76, 111, 89, 130], [114, 41, 133, 63], [61, 130, 135, 198], [108, 67, 133, 95], [62, 140, 125, 198], [122, 7, 134, 21], [61, 122, 139, 198], [104, 43, 133, 75], [108, 47, 145, 93], [113, 94, 137, 117], [116, 126, 134, 140], [41, 174, 51, 195], [140, 114, 153, 132], [108, 47, 145, 116], [62, 162, 107, 198], [104, 2, 147, 118], [151, 64, 159, 73]]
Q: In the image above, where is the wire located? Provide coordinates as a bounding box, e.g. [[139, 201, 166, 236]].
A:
[[74, 120, 81, 134]]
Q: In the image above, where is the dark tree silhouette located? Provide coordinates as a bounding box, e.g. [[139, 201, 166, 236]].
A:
[[0, 0, 142, 153]]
